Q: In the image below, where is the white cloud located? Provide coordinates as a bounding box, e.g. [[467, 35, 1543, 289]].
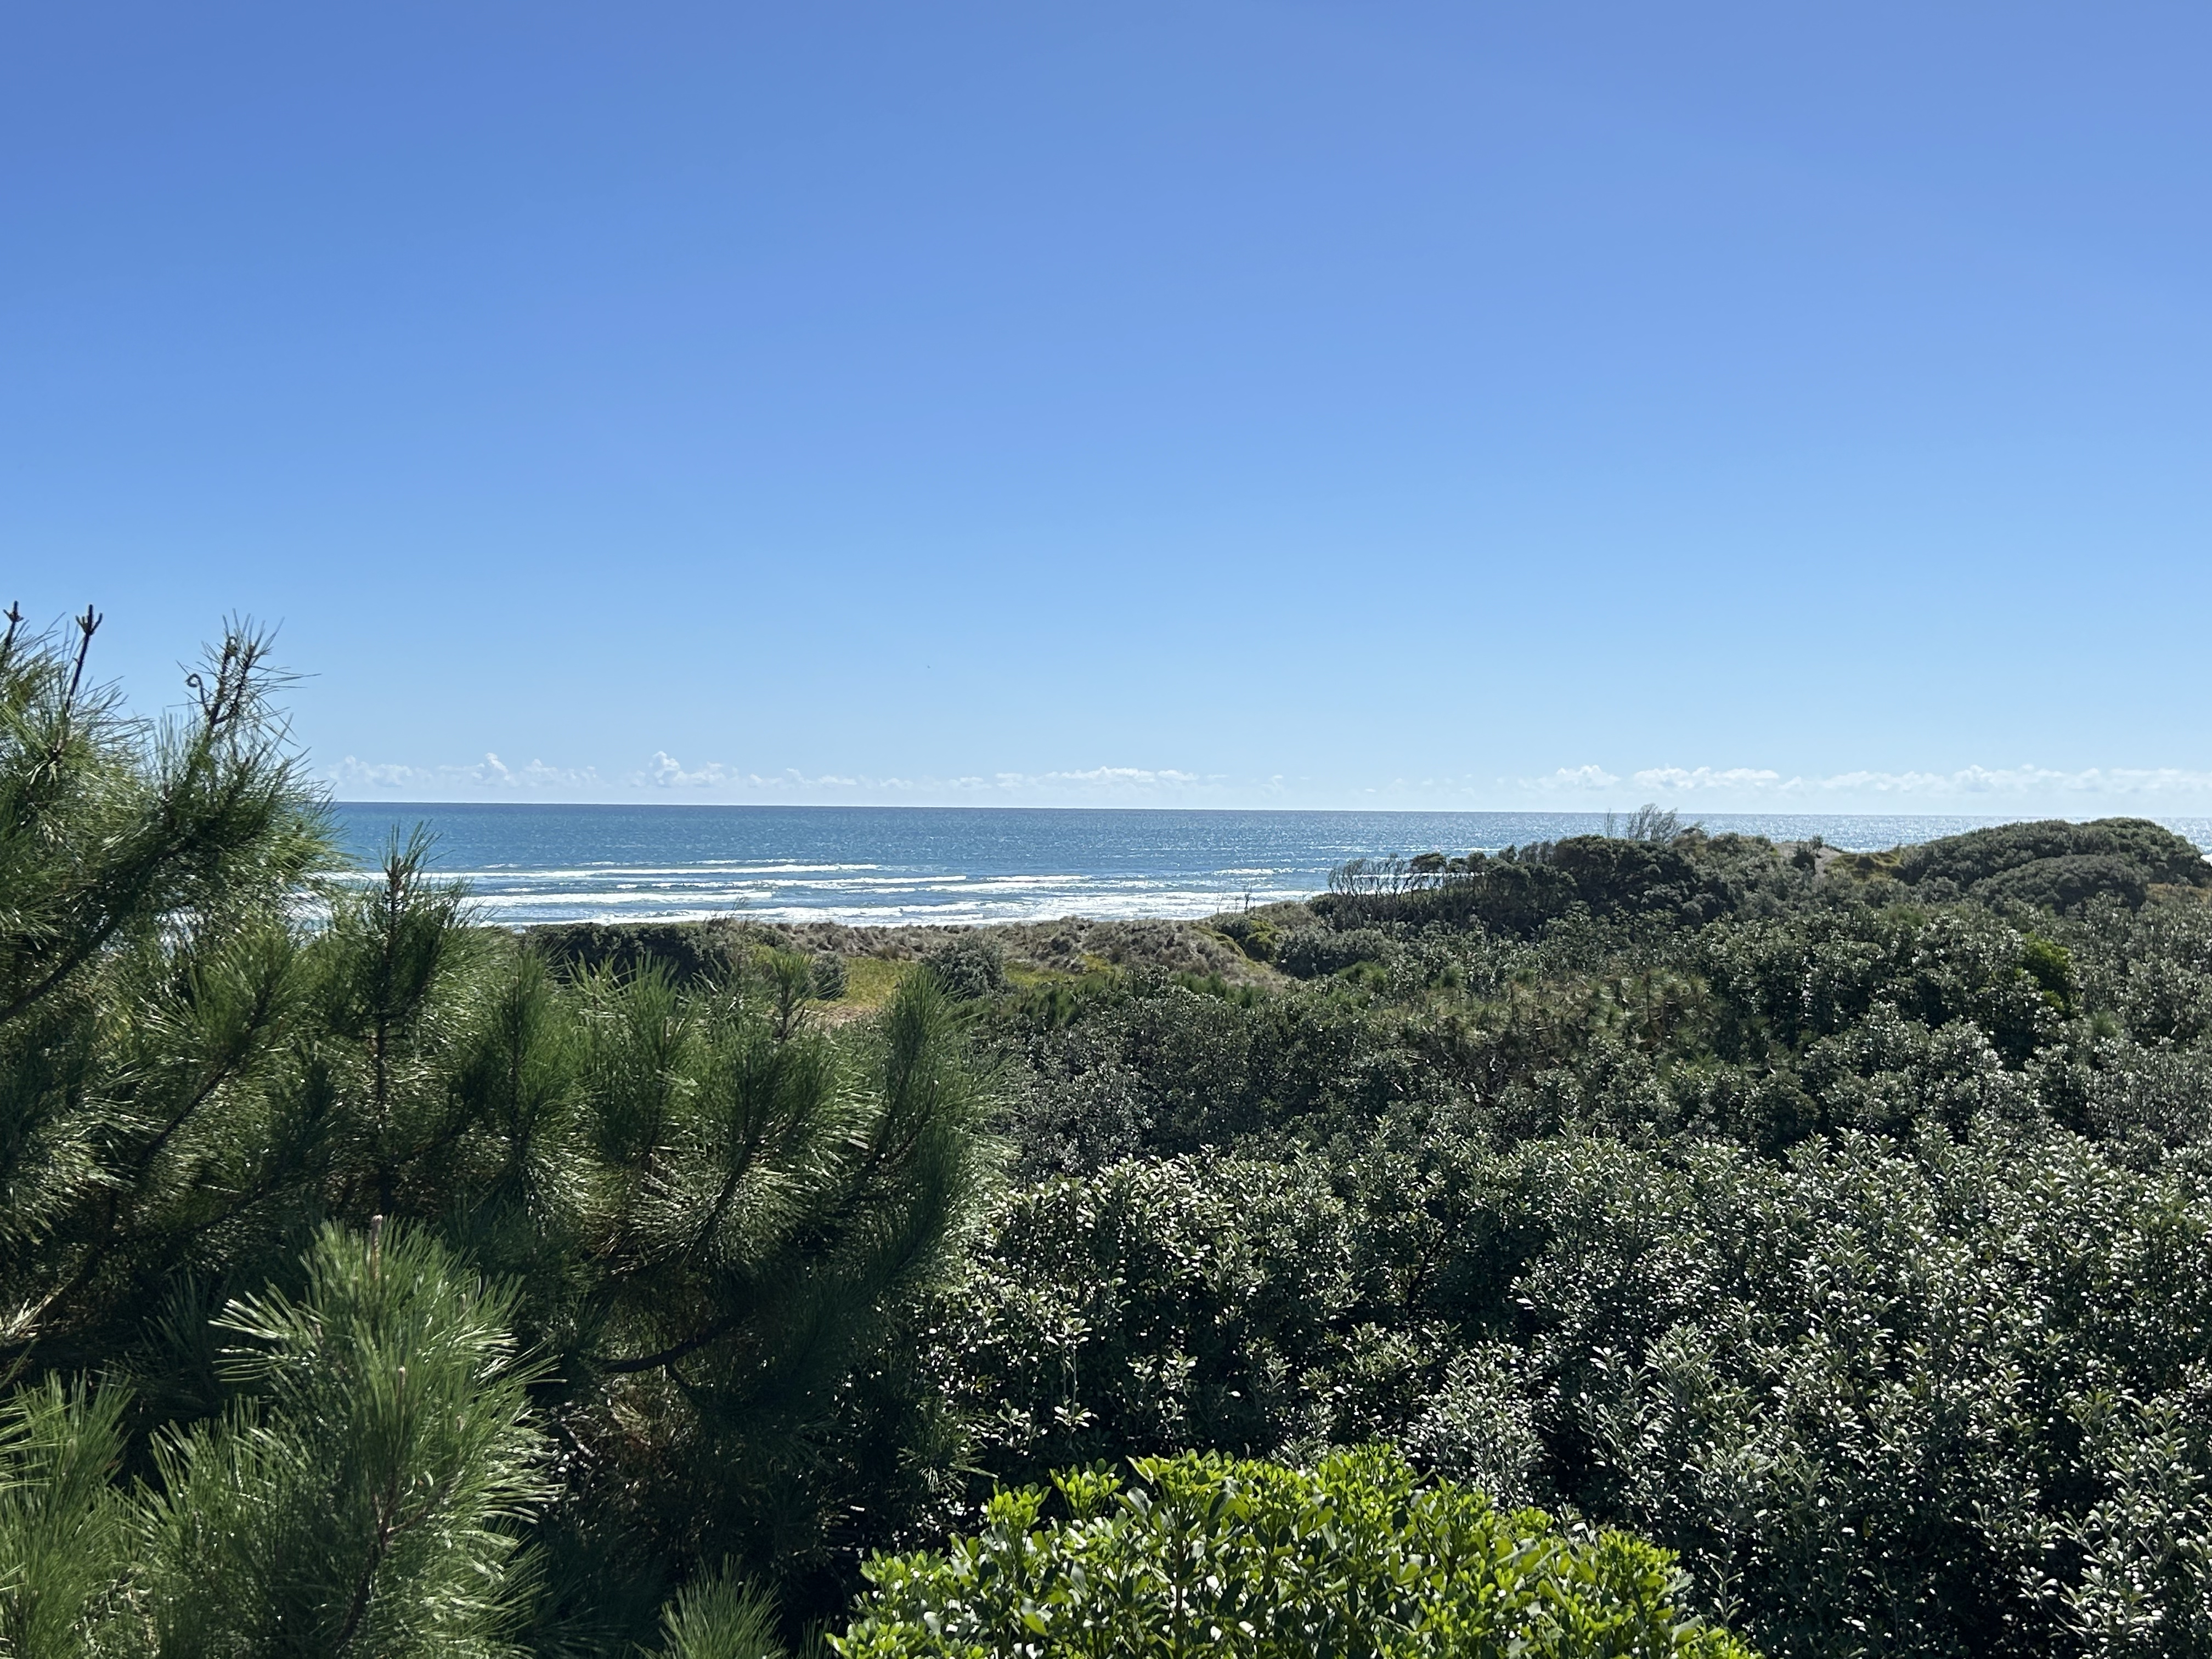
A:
[[1524, 765, 1622, 793], [1632, 766, 1786, 794], [1014, 766, 1204, 789], [643, 752, 741, 788], [332, 749, 2212, 810], [330, 753, 603, 791], [636, 754, 1217, 797], [1810, 766, 2212, 797], [1517, 763, 2212, 803]]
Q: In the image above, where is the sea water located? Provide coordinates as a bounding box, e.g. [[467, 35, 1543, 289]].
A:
[[325, 804, 2212, 928]]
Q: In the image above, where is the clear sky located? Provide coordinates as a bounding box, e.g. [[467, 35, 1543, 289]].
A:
[[7, 2, 2209, 813]]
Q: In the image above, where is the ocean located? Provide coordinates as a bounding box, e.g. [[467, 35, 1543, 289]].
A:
[[324, 804, 2212, 929]]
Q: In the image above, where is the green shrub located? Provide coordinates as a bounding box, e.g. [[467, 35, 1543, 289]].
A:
[[811, 950, 850, 1001], [2019, 933, 2076, 1014], [1314, 834, 1797, 936], [835, 1446, 1752, 1658], [1974, 852, 2151, 913], [1276, 926, 1397, 979], [529, 918, 756, 984], [1210, 912, 1282, 963], [1860, 817, 2212, 911], [927, 935, 1008, 1001]]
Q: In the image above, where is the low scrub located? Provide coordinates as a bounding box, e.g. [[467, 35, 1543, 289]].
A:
[[838, 1447, 1750, 1659]]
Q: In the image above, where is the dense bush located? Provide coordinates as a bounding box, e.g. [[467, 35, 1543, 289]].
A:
[[926, 933, 1008, 1000], [1317, 833, 1805, 937], [1275, 924, 1397, 979], [913, 1126, 2212, 1658], [839, 1447, 1752, 1659], [1887, 816, 2210, 894], [951, 815, 2212, 1657], [530, 917, 760, 984], [1973, 851, 2151, 912]]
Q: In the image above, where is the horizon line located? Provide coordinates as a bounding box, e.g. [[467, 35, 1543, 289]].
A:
[[321, 799, 2170, 822]]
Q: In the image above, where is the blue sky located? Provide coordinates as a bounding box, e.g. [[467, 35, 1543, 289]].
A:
[[8, 2, 2209, 812]]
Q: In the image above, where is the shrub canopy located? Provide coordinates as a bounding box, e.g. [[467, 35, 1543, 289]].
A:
[[838, 1447, 1753, 1659]]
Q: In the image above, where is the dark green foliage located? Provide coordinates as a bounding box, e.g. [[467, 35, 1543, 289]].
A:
[[1975, 851, 2150, 912], [923, 934, 1006, 1001], [0, 1225, 554, 1654], [0, 1379, 135, 1654], [1410, 1130, 2212, 1658], [763, 945, 815, 1035], [529, 919, 759, 986], [1316, 832, 1805, 938], [1534, 836, 1731, 924], [0, 619, 325, 1036], [838, 1446, 1754, 1659], [951, 815, 2212, 1656], [1275, 925, 1396, 979], [1832, 816, 2211, 913], [0, 622, 330, 1373], [1325, 819, 2208, 941], [1889, 816, 2209, 893], [994, 974, 1441, 1162], [810, 951, 849, 1002], [924, 1156, 1358, 1481], [0, 622, 994, 1652], [1318, 851, 1581, 935], [140, 1223, 552, 1655], [930, 1130, 2212, 1658], [569, 967, 989, 1600], [650, 1566, 788, 1659]]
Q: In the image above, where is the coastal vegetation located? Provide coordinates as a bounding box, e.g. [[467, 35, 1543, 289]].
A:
[[7, 620, 2212, 1656]]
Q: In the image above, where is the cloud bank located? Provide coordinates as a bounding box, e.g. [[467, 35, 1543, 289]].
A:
[[640, 753, 1217, 796], [331, 753, 606, 791], [331, 751, 1231, 803], [328, 752, 2212, 811], [1523, 764, 2212, 800]]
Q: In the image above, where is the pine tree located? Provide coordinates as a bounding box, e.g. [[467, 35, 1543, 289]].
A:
[[555, 967, 988, 1599], [139, 1223, 552, 1656], [0, 612, 995, 1645], [303, 827, 484, 1222], [0, 613, 328, 1372], [0, 1379, 136, 1657], [651, 1567, 787, 1659]]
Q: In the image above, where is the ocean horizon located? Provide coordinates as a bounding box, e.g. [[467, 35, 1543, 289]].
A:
[[325, 802, 2212, 928]]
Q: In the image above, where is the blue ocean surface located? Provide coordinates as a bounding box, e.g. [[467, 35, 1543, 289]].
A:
[[326, 804, 2212, 928]]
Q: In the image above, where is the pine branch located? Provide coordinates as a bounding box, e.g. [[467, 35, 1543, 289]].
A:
[[597, 1311, 747, 1376]]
